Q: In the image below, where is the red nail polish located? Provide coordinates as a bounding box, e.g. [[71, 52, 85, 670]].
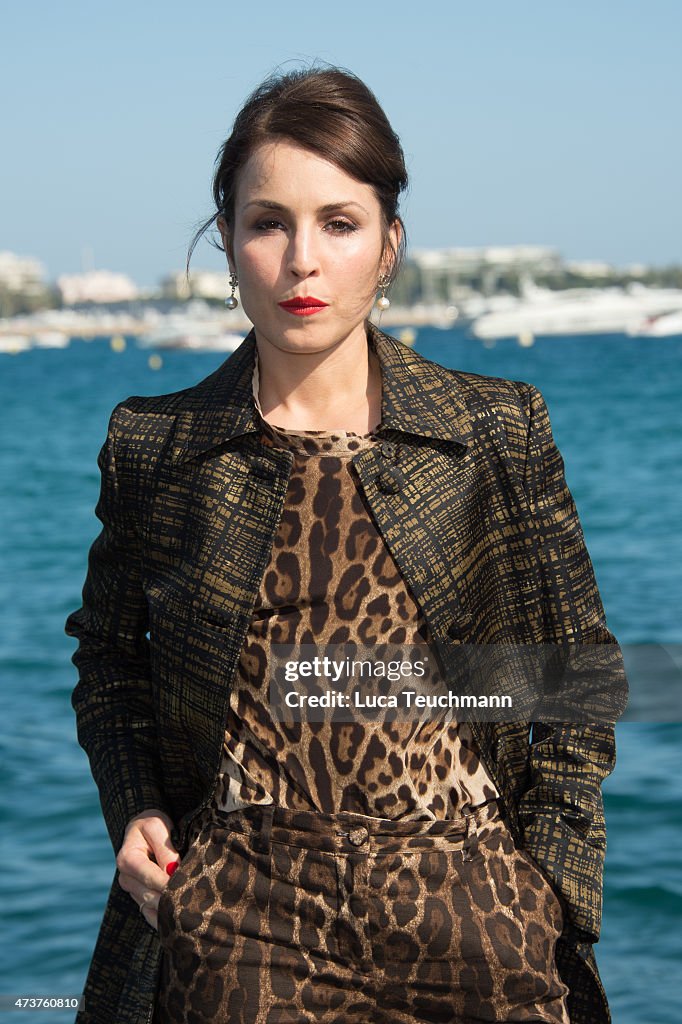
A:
[[166, 860, 179, 876]]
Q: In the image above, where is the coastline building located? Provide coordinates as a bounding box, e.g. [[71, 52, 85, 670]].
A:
[[160, 270, 228, 301], [56, 270, 139, 306], [0, 250, 52, 317], [0, 251, 47, 293]]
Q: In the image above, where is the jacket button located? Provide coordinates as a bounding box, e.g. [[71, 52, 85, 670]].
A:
[[377, 469, 402, 493]]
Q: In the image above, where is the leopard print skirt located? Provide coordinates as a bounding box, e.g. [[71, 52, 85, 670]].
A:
[[154, 798, 570, 1023]]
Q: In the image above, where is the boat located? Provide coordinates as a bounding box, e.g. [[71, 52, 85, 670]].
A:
[[172, 331, 245, 352], [470, 279, 682, 340], [31, 331, 71, 348], [628, 308, 682, 337], [137, 323, 245, 352], [0, 334, 32, 354]]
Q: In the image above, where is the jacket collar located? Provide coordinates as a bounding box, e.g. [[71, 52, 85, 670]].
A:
[[171, 320, 472, 463]]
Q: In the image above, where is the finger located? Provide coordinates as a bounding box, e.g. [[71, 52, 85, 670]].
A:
[[118, 873, 162, 906], [140, 888, 161, 912], [139, 903, 159, 931], [119, 823, 180, 890], [116, 843, 164, 892], [136, 816, 180, 867], [137, 815, 180, 872]]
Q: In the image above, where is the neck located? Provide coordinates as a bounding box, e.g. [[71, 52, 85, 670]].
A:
[[253, 321, 382, 434]]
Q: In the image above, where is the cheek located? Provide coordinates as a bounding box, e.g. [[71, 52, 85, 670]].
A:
[[239, 241, 282, 285], [328, 243, 382, 284]]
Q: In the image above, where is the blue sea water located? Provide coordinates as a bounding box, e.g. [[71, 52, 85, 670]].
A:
[[1, 327, 680, 1022]]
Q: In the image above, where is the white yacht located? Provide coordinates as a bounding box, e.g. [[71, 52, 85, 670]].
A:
[[628, 308, 682, 337], [470, 279, 682, 340]]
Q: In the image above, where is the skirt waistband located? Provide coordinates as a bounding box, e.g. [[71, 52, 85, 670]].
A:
[[204, 797, 507, 856]]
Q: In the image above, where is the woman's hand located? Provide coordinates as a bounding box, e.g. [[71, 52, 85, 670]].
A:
[[116, 808, 180, 931]]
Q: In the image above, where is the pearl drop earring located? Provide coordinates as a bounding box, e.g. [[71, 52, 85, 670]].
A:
[[224, 271, 239, 309], [376, 274, 391, 311]]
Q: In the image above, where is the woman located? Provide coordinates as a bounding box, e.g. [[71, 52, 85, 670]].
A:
[[66, 66, 627, 1024]]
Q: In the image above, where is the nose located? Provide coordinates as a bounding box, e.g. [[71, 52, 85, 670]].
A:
[[286, 225, 320, 278]]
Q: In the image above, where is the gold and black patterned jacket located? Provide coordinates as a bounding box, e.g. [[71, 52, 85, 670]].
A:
[[66, 321, 627, 1024]]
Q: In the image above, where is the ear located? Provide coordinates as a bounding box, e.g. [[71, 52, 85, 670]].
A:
[[216, 215, 236, 271], [381, 219, 403, 278]]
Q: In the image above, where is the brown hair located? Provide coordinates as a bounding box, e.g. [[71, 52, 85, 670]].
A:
[[186, 63, 409, 286]]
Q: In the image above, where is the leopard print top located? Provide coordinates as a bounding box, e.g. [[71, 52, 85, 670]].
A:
[[202, 355, 499, 826]]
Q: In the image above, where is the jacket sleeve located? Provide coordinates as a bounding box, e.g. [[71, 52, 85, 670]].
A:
[[516, 383, 628, 946], [65, 402, 171, 857]]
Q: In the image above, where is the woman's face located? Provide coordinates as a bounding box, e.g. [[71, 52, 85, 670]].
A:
[[217, 139, 400, 354]]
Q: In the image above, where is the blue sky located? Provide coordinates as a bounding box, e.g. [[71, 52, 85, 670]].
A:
[[2, 0, 680, 287]]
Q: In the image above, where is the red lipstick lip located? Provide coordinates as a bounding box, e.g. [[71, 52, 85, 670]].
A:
[[278, 296, 328, 309]]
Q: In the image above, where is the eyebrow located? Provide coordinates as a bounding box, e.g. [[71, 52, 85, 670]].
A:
[[241, 199, 369, 215]]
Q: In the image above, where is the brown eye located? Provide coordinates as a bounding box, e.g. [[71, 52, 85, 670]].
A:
[[326, 220, 357, 233], [256, 219, 285, 231]]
